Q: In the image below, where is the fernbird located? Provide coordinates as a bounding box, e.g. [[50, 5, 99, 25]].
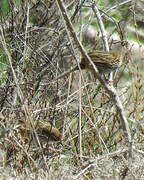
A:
[[19, 120, 62, 142], [55, 50, 125, 80]]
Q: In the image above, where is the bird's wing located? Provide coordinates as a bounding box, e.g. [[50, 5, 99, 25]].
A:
[[87, 51, 118, 64]]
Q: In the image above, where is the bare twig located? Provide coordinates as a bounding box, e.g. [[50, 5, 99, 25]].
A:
[[73, 147, 128, 179], [91, 3, 109, 52], [105, 0, 132, 14]]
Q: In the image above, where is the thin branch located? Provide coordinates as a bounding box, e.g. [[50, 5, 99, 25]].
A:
[[105, 0, 132, 14], [73, 147, 128, 180], [91, 3, 109, 52]]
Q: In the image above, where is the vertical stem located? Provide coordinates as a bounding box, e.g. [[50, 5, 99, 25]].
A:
[[78, 0, 83, 159], [78, 73, 82, 159]]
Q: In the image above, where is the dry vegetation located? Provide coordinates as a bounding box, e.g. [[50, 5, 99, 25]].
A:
[[0, 0, 144, 179]]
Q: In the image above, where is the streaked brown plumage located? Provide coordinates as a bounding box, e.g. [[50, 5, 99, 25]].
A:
[[20, 120, 62, 142], [55, 50, 125, 80], [36, 121, 62, 141]]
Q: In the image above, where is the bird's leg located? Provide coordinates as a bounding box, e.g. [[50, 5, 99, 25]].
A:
[[107, 72, 113, 84]]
